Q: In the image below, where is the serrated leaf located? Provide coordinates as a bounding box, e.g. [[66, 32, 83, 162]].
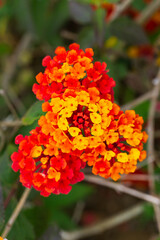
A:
[[109, 17, 149, 45], [22, 101, 44, 125], [69, 0, 93, 24]]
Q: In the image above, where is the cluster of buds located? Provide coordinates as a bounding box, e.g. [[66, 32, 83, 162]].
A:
[[11, 43, 148, 196]]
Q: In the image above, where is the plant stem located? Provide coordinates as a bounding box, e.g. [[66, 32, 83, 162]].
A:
[[1, 188, 31, 238], [84, 175, 160, 205]]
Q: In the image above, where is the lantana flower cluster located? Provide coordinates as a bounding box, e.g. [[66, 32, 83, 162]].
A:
[[11, 43, 148, 196]]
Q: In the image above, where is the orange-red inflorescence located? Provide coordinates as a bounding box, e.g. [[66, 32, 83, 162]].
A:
[[32, 43, 115, 102], [11, 127, 85, 197], [11, 43, 148, 196]]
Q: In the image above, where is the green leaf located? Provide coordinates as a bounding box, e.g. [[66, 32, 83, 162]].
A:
[[78, 26, 95, 49], [0, 185, 4, 231], [11, 0, 34, 33], [109, 17, 149, 45], [24, 206, 49, 237], [133, 100, 150, 122], [22, 101, 44, 125], [30, 0, 50, 38], [0, 42, 12, 55], [9, 214, 35, 240], [141, 203, 154, 223], [17, 120, 38, 137], [94, 7, 106, 31], [4, 198, 35, 240], [0, 1, 11, 18], [131, 0, 146, 11], [94, 8, 106, 45], [43, 183, 94, 209], [123, 88, 135, 104], [46, 0, 70, 43], [50, 210, 77, 230], [0, 151, 17, 185], [69, 0, 93, 24]]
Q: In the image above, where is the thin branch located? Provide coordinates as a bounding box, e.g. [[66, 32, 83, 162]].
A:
[[72, 201, 85, 224], [121, 90, 153, 111], [147, 69, 160, 232], [121, 173, 160, 182], [147, 71, 160, 191], [0, 120, 22, 128], [0, 90, 19, 119], [136, 0, 160, 25], [110, 0, 134, 22], [84, 175, 160, 205], [1, 34, 32, 115], [4, 180, 19, 209], [1, 188, 31, 238], [2, 34, 32, 91], [61, 203, 144, 240], [60, 30, 77, 41]]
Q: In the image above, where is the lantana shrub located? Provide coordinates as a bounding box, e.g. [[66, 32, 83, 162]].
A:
[[11, 43, 148, 197]]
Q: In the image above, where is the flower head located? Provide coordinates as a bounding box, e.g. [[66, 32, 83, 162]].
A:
[[81, 109, 148, 181], [11, 128, 85, 197], [32, 43, 115, 102], [12, 43, 148, 196]]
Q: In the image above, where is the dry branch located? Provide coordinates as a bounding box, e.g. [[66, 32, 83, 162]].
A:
[[1, 188, 31, 238], [110, 0, 134, 22], [61, 203, 144, 240], [147, 69, 160, 232], [121, 90, 153, 111], [84, 175, 160, 205], [136, 0, 160, 25]]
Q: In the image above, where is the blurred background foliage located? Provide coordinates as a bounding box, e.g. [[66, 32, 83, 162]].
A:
[[0, 0, 160, 239]]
